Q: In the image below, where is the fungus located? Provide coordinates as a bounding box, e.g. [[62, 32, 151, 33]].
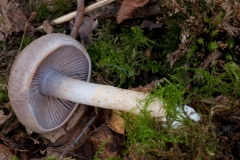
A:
[[8, 33, 165, 133]]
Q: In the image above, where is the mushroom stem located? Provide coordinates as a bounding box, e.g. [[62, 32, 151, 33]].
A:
[[39, 68, 165, 118]]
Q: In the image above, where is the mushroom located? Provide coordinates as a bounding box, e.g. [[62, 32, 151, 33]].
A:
[[8, 33, 165, 133]]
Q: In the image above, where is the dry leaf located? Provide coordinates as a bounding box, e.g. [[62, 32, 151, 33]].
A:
[[0, 143, 14, 160], [140, 20, 163, 30], [0, 32, 6, 42], [29, 11, 37, 22], [0, 0, 8, 8], [117, 0, 149, 23], [43, 20, 54, 34], [79, 16, 98, 43], [1, 9, 35, 37], [200, 50, 222, 69], [130, 79, 163, 93], [0, 110, 12, 126], [108, 110, 125, 134], [88, 125, 123, 159]]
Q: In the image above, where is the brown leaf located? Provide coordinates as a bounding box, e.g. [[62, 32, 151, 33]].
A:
[[88, 125, 124, 159], [43, 20, 54, 34], [79, 16, 98, 43], [0, 0, 8, 8], [200, 50, 222, 69], [140, 20, 163, 30], [0, 32, 6, 42], [29, 11, 37, 22], [215, 95, 230, 105], [108, 110, 125, 134], [2, 9, 35, 36], [0, 110, 12, 127], [117, 0, 149, 23], [167, 49, 187, 68], [0, 143, 14, 160]]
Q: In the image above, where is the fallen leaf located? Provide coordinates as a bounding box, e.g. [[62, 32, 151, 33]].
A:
[[0, 143, 14, 160], [43, 20, 54, 34], [0, 110, 12, 126], [79, 16, 98, 43], [87, 125, 124, 159], [1, 8, 35, 37], [200, 49, 222, 69], [0, 32, 6, 42], [215, 95, 230, 105], [167, 48, 188, 68], [0, 0, 8, 8], [130, 79, 163, 93], [108, 110, 125, 134], [117, 0, 149, 23], [140, 20, 163, 30], [29, 11, 37, 22]]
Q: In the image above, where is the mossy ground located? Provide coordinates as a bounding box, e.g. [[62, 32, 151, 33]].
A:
[[87, 0, 240, 158]]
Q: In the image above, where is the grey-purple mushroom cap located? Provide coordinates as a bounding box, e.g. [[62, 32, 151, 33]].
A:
[[8, 33, 91, 133]]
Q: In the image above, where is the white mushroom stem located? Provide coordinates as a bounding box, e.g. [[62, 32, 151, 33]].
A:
[[39, 68, 165, 118], [36, 0, 116, 30]]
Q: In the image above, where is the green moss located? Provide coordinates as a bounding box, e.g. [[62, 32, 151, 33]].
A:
[[93, 138, 111, 160], [88, 25, 161, 87], [35, 2, 50, 21], [21, 35, 36, 49], [52, 0, 72, 17], [120, 62, 240, 159], [0, 82, 8, 103]]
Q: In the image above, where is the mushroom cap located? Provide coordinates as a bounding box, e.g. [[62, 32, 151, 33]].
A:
[[8, 33, 91, 133]]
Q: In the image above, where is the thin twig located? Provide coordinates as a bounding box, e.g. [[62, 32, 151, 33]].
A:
[[70, 0, 85, 39], [35, 0, 116, 30], [59, 114, 97, 159], [18, 12, 37, 54]]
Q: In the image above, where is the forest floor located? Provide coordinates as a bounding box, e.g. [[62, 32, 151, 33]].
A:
[[0, 0, 240, 159]]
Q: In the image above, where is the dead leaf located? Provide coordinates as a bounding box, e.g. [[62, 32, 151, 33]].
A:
[[43, 20, 54, 34], [215, 95, 230, 105], [108, 110, 125, 134], [167, 49, 188, 68], [200, 50, 222, 69], [0, 32, 6, 42], [88, 125, 124, 159], [0, 143, 14, 160], [117, 0, 149, 23], [79, 16, 98, 43], [2, 8, 35, 37], [140, 20, 163, 30], [0, 0, 8, 8], [130, 79, 163, 93], [0, 110, 12, 126], [29, 11, 37, 22]]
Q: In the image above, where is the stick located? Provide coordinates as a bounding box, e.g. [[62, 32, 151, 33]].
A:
[[59, 114, 97, 159], [70, 0, 84, 39], [36, 0, 116, 30]]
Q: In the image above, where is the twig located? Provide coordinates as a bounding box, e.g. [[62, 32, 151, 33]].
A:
[[59, 114, 97, 159], [35, 0, 116, 30], [18, 12, 37, 54], [70, 0, 84, 39]]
